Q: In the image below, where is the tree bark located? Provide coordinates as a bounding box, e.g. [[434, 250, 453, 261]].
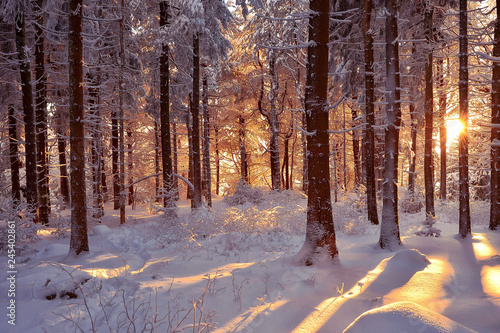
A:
[[239, 115, 249, 183], [89, 75, 103, 220], [56, 113, 70, 207], [33, 0, 49, 225], [191, 33, 202, 208], [299, 0, 337, 265], [154, 119, 160, 203], [438, 57, 447, 201], [424, 6, 435, 217], [9, 105, 21, 205], [202, 76, 212, 207], [362, 0, 379, 225], [15, 12, 38, 220], [490, 0, 500, 230], [351, 106, 361, 188], [112, 109, 120, 210], [68, 0, 89, 255], [458, 0, 471, 237], [380, 0, 402, 249], [160, 0, 176, 213]]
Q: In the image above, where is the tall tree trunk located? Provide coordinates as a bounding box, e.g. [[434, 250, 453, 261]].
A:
[[112, 109, 120, 209], [352, 106, 361, 188], [302, 110, 308, 193], [68, 0, 89, 255], [173, 122, 179, 200], [215, 124, 220, 195], [15, 12, 38, 220], [56, 114, 70, 207], [9, 105, 21, 205], [438, 57, 447, 201], [362, 0, 379, 225], [202, 76, 212, 207], [239, 115, 249, 183], [154, 119, 160, 203], [160, 0, 176, 213], [127, 127, 134, 207], [380, 0, 402, 249], [186, 102, 193, 200], [119, 0, 126, 224], [458, 0, 471, 237], [491, 0, 500, 231], [89, 76, 103, 220], [424, 6, 435, 217], [269, 53, 281, 191], [408, 100, 418, 194], [299, 0, 337, 265], [33, 0, 49, 225], [191, 33, 202, 209]]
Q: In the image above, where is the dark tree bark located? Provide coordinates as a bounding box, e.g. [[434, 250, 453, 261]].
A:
[[186, 101, 194, 200], [154, 119, 160, 203], [56, 113, 70, 207], [9, 105, 21, 205], [362, 0, 379, 225], [127, 128, 134, 207], [490, 0, 500, 231], [268, 53, 281, 191], [202, 76, 212, 207], [160, 0, 176, 213], [33, 0, 49, 225], [68, 0, 89, 255], [408, 100, 418, 194], [172, 122, 179, 200], [118, 0, 126, 224], [214, 123, 220, 195], [438, 57, 447, 201], [458, 0, 471, 237], [239, 115, 249, 183], [351, 106, 361, 188], [299, 0, 337, 265], [424, 6, 435, 217], [380, 0, 402, 249], [191, 33, 202, 208], [15, 12, 38, 219], [112, 109, 120, 210], [89, 75, 103, 220], [302, 110, 308, 193]]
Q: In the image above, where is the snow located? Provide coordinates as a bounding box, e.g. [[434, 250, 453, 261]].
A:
[[1, 194, 500, 332]]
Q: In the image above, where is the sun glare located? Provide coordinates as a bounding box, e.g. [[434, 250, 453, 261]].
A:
[[446, 119, 464, 145]]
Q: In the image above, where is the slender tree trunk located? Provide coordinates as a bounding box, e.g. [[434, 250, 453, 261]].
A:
[[491, 0, 500, 230], [127, 128, 134, 207], [438, 57, 447, 201], [191, 33, 202, 209], [269, 53, 281, 191], [33, 0, 49, 225], [302, 110, 308, 193], [160, 1, 176, 213], [186, 102, 193, 200], [458, 0, 471, 237], [9, 105, 21, 205], [101, 155, 108, 202], [239, 115, 249, 183], [173, 122, 179, 200], [408, 101, 418, 194], [362, 0, 379, 225], [352, 107, 361, 188], [154, 119, 160, 203], [56, 115, 70, 207], [424, 6, 435, 217], [215, 124, 220, 195], [119, 0, 126, 224], [68, 0, 89, 255], [202, 76, 212, 207], [112, 109, 120, 209], [299, 0, 337, 265], [15, 12, 38, 220], [89, 77, 103, 220], [380, 0, 402, 249]]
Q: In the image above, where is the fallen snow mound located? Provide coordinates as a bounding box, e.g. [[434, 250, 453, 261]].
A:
[[343, 301, 478, 333]]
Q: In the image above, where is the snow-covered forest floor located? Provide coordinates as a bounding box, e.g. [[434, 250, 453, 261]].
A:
[[1, 190, 499, 332]]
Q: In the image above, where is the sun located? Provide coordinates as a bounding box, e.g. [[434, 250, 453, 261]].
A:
[[446, 118, 464, 145]]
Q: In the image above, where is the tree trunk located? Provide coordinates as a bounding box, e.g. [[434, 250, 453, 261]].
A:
[[160, 0, 176, 213], [408, 100, 418, 194], [173, 122, 179, 200], [438, 57, 447, 201], [154, 119, 160, 203], [215, 124, 220, 195], [33, 0, 49, 225], [186, 102, 193, 200], [68, 0, 89, 255], [362, 0, 379, 225], [15, 12, 38, 220], [352, 107, 361, 188], [424, 6, 435, 217], [119, 0, 126, 224], [191, 33, 202, 209], [302, 110, 308, 193], [458, 0, 471, 237], [9, 105, 21, 205], [380, 0, 402, 249], [89, 75, 103, 220], [491, 0, 500, 231], [299, 0, 337, 265], [56, 114, 70, 207], [202, 76, 212, 207], [127, 128, 134, 207], [239, 115, 249, 183], [112, 109, 120, 210], [269, 53, 281, 191]]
